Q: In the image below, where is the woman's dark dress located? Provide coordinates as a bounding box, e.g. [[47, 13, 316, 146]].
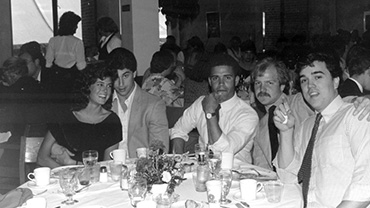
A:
[[48, 108, 122, 162]]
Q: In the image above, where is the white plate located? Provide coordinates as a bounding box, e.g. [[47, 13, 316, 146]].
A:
[[233, 191, 265, 201], [27, 178, 58, 188], [51, 165, 84, 178]]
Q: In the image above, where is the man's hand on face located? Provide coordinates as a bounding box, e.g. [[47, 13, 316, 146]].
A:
[[202, 93, 220, 113]]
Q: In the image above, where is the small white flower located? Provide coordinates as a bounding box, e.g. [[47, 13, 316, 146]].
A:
[[162, 171, 172, 183]]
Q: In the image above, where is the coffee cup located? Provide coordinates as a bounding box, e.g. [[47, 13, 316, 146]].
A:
[[240, 179, 262, 201], [110, 149, 126, 163], [136, 147, 147, 158], [27, 167, 51, 186]]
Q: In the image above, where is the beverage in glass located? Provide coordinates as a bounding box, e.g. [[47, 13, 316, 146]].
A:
[[128, 177, 147, 207], [264, 180, 284, 203], [217, 169, 232, 204], [59, 169, 78, 205]]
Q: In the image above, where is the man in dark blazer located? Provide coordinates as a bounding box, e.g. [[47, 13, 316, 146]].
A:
[[107, 48, 169, 158], [339, 49, 370, 98]]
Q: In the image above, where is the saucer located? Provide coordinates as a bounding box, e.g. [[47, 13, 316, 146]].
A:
[[27, 178, 58, 188], [233, 191, 265, 201]]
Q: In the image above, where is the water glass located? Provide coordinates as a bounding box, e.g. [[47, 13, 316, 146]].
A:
[[59, 169, 78, 205], [217, 169, 232, 204], [82, 150, 98, 166], [120, 164, 129, 190], [264, 180, 284, 203], [109, 161, 122, 182], [208, 151, 221, 178], [206, 180, 222, 204], [128, 177, 147, 207]]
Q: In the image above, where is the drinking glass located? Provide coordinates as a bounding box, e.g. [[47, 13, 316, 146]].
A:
[[82, 150, 98, 166], [128, 177, 147, 207], [59, 169, 78, 205], [208, 151, 221, 179], [194, 143, 208, 161], [217, 169, 232, 204]]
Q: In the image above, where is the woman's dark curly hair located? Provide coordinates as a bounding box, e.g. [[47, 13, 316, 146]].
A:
[[71, 61, 114, 111], [58, 11, 81, 36]]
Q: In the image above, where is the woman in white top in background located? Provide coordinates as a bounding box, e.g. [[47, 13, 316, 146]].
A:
[[45, 11, 86, 94]]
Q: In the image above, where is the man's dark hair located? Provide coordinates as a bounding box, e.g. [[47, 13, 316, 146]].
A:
[[150, 50, 174, 74], [72, 61, 114, 111], [58, 11, 81, 36], [106, 48, 137, 79], [19, 41, 46, 68], [96, 17, 119, 33], [348, 50, 370, 77], [2, 56, 28, 77], [297, 50, 342, 79], [207, 54, 240, 77]]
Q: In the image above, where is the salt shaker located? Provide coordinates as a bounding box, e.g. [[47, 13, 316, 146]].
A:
[[99, 166, 108, 182]]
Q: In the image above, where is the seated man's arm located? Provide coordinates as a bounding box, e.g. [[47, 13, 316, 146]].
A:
[[148, 99, 170, 153], [170, 98, 202, 153]]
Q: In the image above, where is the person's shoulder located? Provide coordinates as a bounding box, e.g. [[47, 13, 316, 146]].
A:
[[136, 87, 163, 104], [104, 111, 121, 124]]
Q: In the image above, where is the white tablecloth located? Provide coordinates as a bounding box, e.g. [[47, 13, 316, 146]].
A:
[[21, 172, 303, 208]]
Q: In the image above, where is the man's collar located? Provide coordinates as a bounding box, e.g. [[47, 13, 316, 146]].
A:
[[319, 95, 344, 123], [220, 93, 239, 110], [113, 82, 137, 102], [348, 77, 363, 93], [264, 93, 287, 112]]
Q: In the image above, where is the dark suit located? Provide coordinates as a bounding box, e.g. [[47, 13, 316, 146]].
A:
[[339, 78, 363, 98], [112, 86, 169, 158]]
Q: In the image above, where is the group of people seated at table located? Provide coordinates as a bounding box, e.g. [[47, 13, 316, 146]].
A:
[[2, 10, 370, 207]]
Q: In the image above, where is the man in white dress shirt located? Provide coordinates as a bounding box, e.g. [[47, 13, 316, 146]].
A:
[[171, 54, 259, 164], [274, 51, 370, 208]]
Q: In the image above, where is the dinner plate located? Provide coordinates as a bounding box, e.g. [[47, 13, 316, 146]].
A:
[[236, 165, 277, 180], [51, 165, 84, 178], [233, 191, 265, 201], [27, 178, 58, 188]]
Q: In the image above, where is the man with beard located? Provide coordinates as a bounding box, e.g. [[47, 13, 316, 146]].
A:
[[171, 54, 259, 164]]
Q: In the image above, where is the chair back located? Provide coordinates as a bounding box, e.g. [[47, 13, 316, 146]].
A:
[[19, 136, 44, 184]]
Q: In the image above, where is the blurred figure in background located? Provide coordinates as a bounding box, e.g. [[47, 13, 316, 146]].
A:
[[96, 16, 122, 61]]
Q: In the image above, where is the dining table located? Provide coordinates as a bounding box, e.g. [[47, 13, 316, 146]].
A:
[[20, 161, 303, 208]]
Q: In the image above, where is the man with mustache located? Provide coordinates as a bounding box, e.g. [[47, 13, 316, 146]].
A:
[[251, 57, 370, 171], [251, 57, 314, 170], [171, 54, 259, 164]]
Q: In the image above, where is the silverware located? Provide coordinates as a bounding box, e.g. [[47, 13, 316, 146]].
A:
[[232, 169, 262, 177], [240, 201, 250, 207], [75, 183, 91, 193]]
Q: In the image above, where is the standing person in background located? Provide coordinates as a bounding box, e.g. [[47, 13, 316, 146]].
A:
[[45, 11, 86, 94], [227, 36, 242, 63], [96, 17, 122, 61]]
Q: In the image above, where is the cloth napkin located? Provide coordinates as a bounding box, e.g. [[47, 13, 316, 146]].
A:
[[0, 188, 33, 208]]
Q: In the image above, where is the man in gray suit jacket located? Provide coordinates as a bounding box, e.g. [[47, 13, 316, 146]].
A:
[[107, 48, 169, 158]]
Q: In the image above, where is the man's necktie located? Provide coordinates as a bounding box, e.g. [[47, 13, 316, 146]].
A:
[[268, 106, 279, 164], [297, 113, 323, 208]]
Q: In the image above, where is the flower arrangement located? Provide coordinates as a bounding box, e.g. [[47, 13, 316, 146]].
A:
[[135, 140, 186, 194]]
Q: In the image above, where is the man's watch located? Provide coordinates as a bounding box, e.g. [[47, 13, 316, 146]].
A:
[[206, 112, 216, 119]]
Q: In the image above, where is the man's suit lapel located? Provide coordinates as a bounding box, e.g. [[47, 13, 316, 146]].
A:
[[128, 88, 140, 140]]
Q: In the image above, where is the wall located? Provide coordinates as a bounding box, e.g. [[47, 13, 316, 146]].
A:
[[81, 0, 97, 47], [0, 0, 12, 65], [336, 0, 370, 34]]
